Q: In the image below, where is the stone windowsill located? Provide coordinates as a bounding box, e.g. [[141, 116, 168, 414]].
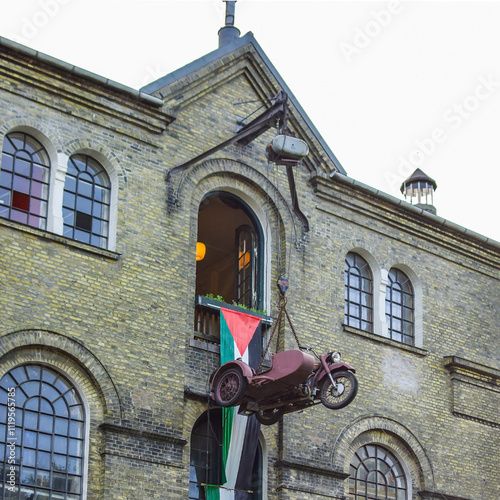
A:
[[343, 324, 429, 357], [0, 217, 120, 260]]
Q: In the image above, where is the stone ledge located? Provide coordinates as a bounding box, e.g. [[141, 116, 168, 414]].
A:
[[0, 217, 121, 260], [276, 459, 349, 480], [419, 491, 475, 500], [99, 422, 187, 446], [444, 356, 500, 427], [343, 325, 429, 357]]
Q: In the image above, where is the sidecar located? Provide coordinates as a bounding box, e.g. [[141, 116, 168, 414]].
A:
[[210, 348, 358, 425], [210, 349, 315, 410]]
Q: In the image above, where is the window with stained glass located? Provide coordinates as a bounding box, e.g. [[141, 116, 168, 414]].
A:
[[0, 132, 51, 229], [63, 155, 110, 248], [0, 365, 85, 499], [345, 253, 373, 332], [385, 268, 414, 345], [349, 444, 408, 500]]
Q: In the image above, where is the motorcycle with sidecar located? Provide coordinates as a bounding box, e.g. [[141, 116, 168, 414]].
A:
[[210, 347, 358, 425]]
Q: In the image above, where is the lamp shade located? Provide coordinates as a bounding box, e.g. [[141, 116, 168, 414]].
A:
[[196, 242, 206, 261]]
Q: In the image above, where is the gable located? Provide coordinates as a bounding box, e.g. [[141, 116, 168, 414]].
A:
[[141, 32, 345, 177]]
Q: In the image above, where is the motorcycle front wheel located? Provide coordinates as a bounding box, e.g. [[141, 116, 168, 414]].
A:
[[213, 368, 247, 407], [255, 407, 285, 425], [319, 371, 358, 410]]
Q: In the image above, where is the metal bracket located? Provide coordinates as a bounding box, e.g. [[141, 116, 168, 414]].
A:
[[167, 90, 309, 231]]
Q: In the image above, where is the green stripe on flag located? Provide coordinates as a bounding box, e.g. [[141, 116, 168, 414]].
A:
[[220, 312, 235, 364], [220, 312, 235, 484], [204, 484, 220, 500], [222, 406, 233, 484]]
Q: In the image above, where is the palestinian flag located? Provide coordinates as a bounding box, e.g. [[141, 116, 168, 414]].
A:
[[206, 307, 262, 500]]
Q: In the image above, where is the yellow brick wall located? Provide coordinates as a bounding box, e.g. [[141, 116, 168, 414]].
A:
[[0, 41, 499, 500]]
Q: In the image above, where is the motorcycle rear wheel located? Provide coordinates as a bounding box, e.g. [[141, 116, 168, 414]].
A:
[[319, 371, 358, 410], [256, 407, 285, 425], [214, 368, 247, 407]]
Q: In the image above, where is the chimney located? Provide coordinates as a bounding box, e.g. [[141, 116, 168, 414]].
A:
[[218, 1, 240, 47]]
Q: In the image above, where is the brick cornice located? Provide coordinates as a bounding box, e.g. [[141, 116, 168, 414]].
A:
[[276, 459, 350, 480], [0, 46, 174, 143], [99, 422, 187, 446]]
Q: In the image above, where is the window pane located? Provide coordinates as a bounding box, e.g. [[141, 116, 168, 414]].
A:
[[37, 451, 51, 469], [24, 411, 38, 429], [37, 469, 51, 487], [77, 178, 93, 198], [21, 467, 36, 485], [14, 157, 32, 177], [63, 191, 76, 209]]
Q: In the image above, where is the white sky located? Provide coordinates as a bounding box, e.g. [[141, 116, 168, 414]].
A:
[[2, 0, 499, 242]]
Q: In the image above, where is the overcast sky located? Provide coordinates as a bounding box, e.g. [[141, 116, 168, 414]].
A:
[[2, 0, 499, 242]]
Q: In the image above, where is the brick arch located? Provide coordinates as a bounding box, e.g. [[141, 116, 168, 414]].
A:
[[331, 414, 435, 493], [0, 120, 60, 172], [0, 329, 122, 423], [172, 157, 303, 245], [62, 138, 126, 188]]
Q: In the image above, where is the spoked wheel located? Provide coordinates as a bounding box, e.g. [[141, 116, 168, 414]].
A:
[[255, 407, 285, 425], [319, 371, 358, 410], [214, 368, 247, 407]]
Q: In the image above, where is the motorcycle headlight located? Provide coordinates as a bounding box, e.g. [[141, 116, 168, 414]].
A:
[[332, 351, 341, 363]]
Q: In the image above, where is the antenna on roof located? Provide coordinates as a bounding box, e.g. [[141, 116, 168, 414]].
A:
[[219, 1, 240, 47]]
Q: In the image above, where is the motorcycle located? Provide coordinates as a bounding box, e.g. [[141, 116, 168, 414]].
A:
[[210, 347, 358, 425]]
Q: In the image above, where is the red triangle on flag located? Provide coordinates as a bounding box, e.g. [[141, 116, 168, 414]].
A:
[[220, 308, 261, 357]]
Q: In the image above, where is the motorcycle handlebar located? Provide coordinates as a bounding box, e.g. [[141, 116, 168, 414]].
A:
[[300, 345, 320, 359]]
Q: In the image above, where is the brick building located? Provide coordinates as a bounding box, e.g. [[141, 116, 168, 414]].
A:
[[0, 9, 499, 500]]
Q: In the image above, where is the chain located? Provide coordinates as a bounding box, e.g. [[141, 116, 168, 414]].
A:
[[257, 295, 303, 372]]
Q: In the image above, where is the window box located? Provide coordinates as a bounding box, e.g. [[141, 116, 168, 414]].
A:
[[194, 295, 272, 344]]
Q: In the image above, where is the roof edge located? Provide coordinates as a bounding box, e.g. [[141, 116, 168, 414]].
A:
[[0, 36, 163, 107], [329, 171, 500, 249]]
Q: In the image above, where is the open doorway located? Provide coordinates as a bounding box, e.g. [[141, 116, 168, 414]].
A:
[[196, 192, 262, 310]]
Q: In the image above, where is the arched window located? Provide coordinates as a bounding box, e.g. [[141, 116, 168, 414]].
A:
[[189, 410, 262, 500], [345, 253, 373, 332], [196, 192, 262, 309], [63, 154, 111, 248], [0, 364, 85, 499], [349, 444, 408, 500], [0, 132, 51, 229], [385, 268, 414, 345]]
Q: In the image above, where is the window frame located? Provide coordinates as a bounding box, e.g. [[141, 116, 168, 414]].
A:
[[385, 268, 415, 345], [62, 154, 111, 249], [345, 252, 374, 332], [0, 363, 88, 500], [349, 443, 409, 500], [0, 132, 51, 230]]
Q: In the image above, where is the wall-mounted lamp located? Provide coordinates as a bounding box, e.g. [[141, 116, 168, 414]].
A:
[[196, 242, 206, 261]]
